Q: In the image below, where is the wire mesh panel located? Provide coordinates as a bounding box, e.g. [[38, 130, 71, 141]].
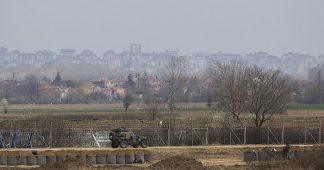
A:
[[1, 119, 324, 147]]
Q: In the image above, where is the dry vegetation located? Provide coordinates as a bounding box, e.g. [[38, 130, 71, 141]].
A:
[[2, 103, 324, 120]]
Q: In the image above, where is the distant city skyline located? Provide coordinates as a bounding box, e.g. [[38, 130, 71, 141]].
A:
[[1, 45, 323, 57], [1, 0, 324, 56]]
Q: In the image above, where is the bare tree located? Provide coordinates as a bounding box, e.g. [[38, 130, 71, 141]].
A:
[[160, 56, 186, 111], [213, 62, 292, 127], [212, 61, 249, 124], [19, 75, 39, 103], [245, 67, 292, 127], [144, 95, 161, 121], [123, 93, 134, 112]]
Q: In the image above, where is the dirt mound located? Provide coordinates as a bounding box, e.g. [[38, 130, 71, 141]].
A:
[[36, 160, 95, 170], [149, 155, 207, 170]]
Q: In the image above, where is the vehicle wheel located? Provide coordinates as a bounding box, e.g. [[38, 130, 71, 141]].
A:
[[111, 141, 119, 148], [133, 144, 139, 148], [120, 140, 128, 148], [141, 140, 148, 148]]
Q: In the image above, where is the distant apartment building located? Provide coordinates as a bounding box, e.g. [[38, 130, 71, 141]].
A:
[[186, 56, 207, 72], [56, 49, 77, 64], [129, 43, 141, 54], [245, 52, 281, 69], [1, 45, 322, 76], [76, 50, 102, 65], [0, 47, 8, 64], [35, 50, 56, 65], [164, 49, 180, 58], [16, 53, 36, 65], [281, 52, 316, 74], [102, 50, 116, 67]]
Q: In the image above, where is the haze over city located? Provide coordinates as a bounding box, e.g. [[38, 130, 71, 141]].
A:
[[1, 1, 324, 169], [1, 0, 324, 55]]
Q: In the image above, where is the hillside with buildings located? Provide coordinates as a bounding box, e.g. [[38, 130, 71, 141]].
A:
[[0, 44, 323, 79]]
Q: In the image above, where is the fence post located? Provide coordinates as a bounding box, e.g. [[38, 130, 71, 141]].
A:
[[229, 128, 232, 145], [206, 127, 209, 145], [267, 127, 270, 144], [90, 120, 93, 146], [167, 118, 170, 146], [191, 118, 193, 146], [319, 120, 322, 144], [244, 126, 246, 145], [304, 125, 307, 144], [50, 121, 53, 147], [34, 121, 37, 147], [281, 126, 284, 144], [10, 121, 13, 134]]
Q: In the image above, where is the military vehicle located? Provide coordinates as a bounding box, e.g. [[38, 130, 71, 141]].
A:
[[109, 127, 148, 148]]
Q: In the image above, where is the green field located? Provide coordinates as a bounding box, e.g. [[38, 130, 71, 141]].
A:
[[289, 104, 324, 110], [2, 103, 324, 120]]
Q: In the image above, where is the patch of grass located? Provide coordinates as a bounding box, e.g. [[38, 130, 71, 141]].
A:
[[289, 104, 324, 110]]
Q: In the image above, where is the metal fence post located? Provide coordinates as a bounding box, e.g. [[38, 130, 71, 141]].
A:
[[319, 120, 322, 144], [281, 126, 285, 144], [244, 126, 246, 145], [229, 128, 232, 145], [191, 118, 193, 146], [167, 118, 170, 146], [267, 127, 270, 144], [34, 121, 37, 147], [304, 124, 307, 144], [50, 121, 53, 147], [206, 127, 209, 145]]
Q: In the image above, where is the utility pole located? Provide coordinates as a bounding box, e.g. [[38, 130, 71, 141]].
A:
[[136, 73, 140, 109], [320, 68, 322, 104]]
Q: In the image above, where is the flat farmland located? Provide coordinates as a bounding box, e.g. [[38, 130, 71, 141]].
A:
[[2, 103, 324, 120]]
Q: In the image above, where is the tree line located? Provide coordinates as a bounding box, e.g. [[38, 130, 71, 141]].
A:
[[1, 57, 324, 126]]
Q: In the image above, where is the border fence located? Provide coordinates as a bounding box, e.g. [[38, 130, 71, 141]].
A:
[[0, 118, 323, 148]]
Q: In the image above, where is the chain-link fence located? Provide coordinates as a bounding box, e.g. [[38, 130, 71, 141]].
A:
[[0, 119, 323, 147]]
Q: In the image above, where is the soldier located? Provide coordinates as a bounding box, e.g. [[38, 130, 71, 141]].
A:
[[0, 132, 4, 148], [283, 141, 291, 159]]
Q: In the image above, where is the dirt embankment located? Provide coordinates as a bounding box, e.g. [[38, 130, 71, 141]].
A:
[[0, 145, 317, 170]]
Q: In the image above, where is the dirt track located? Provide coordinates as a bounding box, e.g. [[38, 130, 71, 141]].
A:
[[147, 145, 315, 169]]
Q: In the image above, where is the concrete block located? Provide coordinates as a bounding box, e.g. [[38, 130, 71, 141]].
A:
[[96, 155, 107, 164], [0, 156, 7, 165], [37, 155, 46, 165], [56, 155, 67, 162], [125, 154, 135, 164], [76, 155, 87, 162], [86, 155, 96, 165], [135, 154, 145, 163], [46, 155, 56, 163], [27, 155, 37, 165], [116, 155, 125, 164], [107, 155, 116, 164], [18, 156, 27, 165], [7, 156, 17, 166]]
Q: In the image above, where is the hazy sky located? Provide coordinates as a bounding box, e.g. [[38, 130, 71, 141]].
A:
[[0, 0, 323, 55]]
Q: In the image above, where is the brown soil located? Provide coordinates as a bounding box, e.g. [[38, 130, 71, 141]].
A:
[[0, 148, 151, 157], [0, 145, 317, 170], [149, 155, 207, 170]]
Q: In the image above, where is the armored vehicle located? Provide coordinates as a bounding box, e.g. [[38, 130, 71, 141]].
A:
[[109, 127, 148, 148]]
